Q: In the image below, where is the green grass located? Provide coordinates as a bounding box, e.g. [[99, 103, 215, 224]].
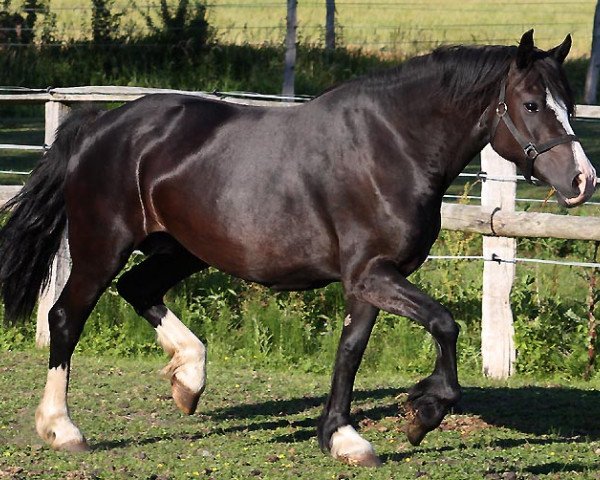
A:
[[11, 0, 596, 58], [0, 118, 43, 185], [205, 0, 596, 57], [1, 350, 600, 479]]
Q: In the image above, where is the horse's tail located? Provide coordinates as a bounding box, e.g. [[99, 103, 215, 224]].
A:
[[0, 107, 103, 323]]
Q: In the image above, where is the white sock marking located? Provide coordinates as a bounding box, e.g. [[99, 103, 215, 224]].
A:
[[36, 366, 84, 446], [330, 425, 376, 460], [156, 309, 206, 394]]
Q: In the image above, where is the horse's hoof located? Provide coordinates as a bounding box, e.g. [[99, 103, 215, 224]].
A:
[[404, 420, 428, 446], [338, 451, 382, 467], [54, 439, 91, 453], [330, 425, 381, 467], [171, 376, 202, 415], [402, 402, 428, 446]]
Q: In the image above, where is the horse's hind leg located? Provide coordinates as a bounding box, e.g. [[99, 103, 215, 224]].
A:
[[116, 248, 208, 414], [35, 235, 132, 451]]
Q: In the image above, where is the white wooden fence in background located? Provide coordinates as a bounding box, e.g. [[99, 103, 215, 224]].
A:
[[2, 86, 600, 379]]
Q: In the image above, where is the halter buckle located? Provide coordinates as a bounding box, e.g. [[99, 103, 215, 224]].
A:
[[524, 143, 539, 159], [496, 102, 508, 117]]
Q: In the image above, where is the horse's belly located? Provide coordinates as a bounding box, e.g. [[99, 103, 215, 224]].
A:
[[196, 237, 340, 289], [157, 203, 340, 287]]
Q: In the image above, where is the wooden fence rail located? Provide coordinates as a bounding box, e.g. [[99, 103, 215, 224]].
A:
[[2, 87, 600, 378]]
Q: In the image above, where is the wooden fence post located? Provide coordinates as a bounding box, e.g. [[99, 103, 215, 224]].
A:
[[325, 0, 336, 51], [36, 101, 71, 348], [282, 0, 297, 98], [480, 144, 517, 378], [585, 0, 600, 104]]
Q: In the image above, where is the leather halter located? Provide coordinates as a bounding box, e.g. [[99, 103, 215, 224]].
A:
[[490, 79, 579, 183]]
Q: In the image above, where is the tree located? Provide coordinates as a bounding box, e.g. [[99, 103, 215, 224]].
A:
[[91, 0, 121, 44]]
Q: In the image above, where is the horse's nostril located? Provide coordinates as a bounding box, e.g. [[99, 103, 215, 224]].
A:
[[572, 175, 581, 191]]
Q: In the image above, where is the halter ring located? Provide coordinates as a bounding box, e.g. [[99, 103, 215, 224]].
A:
[[524, 143, 539, 159], [496, 102, 508, 117]]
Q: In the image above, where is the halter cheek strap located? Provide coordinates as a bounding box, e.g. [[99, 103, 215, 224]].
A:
[[490, 79, 579, 183]]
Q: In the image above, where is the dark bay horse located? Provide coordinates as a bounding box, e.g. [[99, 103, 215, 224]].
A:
[[0, 31, 595, 466]]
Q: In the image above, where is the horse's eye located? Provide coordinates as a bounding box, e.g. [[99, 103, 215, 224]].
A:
[[524, 102, 539, 113]]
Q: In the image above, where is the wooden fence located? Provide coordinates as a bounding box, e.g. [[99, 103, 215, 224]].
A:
[[2, 86, 600, 379]]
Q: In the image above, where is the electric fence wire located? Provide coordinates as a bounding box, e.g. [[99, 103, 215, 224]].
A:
[[427, 255, 600, 269]]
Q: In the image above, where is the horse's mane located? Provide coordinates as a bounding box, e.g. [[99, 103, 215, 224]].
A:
[[319, 44, 574, 114]]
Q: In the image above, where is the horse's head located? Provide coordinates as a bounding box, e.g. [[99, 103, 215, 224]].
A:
[[489, 30, 596, 207]]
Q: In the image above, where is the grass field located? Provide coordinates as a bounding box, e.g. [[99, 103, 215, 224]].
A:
[[205, 0, 597, 56], [8, 0, 596, 57], [1, 350, 600, 479]]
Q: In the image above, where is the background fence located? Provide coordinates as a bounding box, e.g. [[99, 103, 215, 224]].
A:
[[2, 87, 600, 378], [2, 1, 599, 99], [0, 1, 597, 54]]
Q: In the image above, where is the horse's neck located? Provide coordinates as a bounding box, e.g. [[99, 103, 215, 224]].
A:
[[372, 88, 493, 193], [437, 107, 492, 189]]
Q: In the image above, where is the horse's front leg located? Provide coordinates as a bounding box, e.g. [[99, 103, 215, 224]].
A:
[[318, 298, 381, 467], [350, 257, 462, 447]]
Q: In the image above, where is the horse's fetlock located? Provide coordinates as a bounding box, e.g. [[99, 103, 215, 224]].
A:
[[440, 386, 461, 405]]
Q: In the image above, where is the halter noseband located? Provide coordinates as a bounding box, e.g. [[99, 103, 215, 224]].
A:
[[490, 79, 579, 183]]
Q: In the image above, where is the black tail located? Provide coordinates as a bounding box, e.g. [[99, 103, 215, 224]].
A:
[[0, 107, 103, 322]]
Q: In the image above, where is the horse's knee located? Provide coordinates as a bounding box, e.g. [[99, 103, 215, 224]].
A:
[[429, 307, 459, 342]]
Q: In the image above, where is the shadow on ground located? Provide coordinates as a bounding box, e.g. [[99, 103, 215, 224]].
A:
[[203, 385, 600, 440], [91, 384, 600, 451]]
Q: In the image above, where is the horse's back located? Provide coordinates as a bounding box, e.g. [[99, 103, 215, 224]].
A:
[[144, 96, 342, 286], [66, 94, 342, 286]]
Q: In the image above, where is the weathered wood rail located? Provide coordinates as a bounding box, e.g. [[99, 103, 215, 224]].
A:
[[2, 86, 600, 378], [441, 203, 600, 240]]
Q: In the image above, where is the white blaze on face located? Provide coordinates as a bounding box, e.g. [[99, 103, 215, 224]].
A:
[[545, 88, 597, 204], [156, 309, 207, 394], [36, 365, 85, 446]]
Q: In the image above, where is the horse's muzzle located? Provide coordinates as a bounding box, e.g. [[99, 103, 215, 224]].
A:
[[557, 171, 597, 208]]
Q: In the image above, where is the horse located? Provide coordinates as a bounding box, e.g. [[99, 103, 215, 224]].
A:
[[0, 30, 595, 466]]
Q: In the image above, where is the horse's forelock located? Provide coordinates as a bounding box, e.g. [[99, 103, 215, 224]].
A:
[[534, 56, 575, 116]]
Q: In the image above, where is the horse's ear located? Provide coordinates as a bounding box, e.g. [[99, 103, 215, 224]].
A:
[[516, 29, 535, 69], [549, 34, 572, 64]]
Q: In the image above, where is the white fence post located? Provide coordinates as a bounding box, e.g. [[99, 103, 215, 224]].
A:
[[480, 144, 517, 378], [36, 101, 71, 348]]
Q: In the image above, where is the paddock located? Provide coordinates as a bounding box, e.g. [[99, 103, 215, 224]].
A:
[[1, 349, 599, 478], [2, 86, 600, 380]]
